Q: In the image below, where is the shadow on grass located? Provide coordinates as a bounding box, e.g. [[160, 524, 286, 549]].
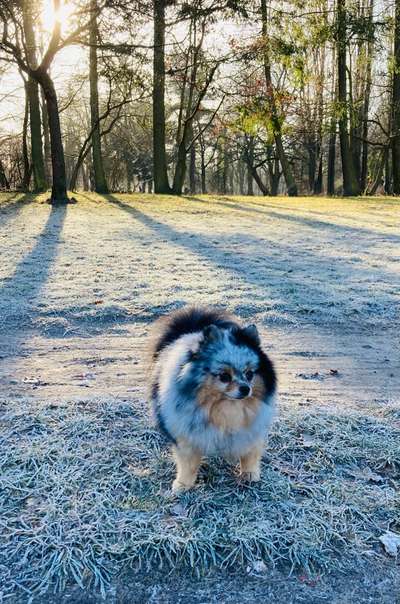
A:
[[0, 202, 67, 336], [0, 193, 33, 227], [184, 196, 400, 243], [104, 194, 396, 323]]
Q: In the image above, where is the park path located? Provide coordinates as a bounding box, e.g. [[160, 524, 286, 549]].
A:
[[0, 193, 398, 412]]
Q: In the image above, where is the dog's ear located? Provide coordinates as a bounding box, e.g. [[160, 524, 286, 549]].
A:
[[203, 324, 223, 343], [242, 324, 260, 344]]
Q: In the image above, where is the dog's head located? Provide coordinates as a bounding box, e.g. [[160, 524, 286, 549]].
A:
[[183, 323, 276, 404], [199, 324, 260, 399]]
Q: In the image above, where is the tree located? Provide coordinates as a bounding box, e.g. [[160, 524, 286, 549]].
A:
[[22, 0, 47, 192], [336, 0, 360, 196], [153, 0, 171, 193], [0, 0, 101, 203], [392, 0, 400, 194], [89, 0, 108, 193], [260, 0, 297, 196]]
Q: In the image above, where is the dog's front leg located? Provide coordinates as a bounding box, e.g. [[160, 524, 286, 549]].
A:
[[239, 442, 264, 482], [172, 443, 202, 493]]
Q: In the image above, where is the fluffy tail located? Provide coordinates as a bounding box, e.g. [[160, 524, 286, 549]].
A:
[[148, 305, 237, 362]]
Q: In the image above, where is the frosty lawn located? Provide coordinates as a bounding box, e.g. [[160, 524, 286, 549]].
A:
[[0, 193, 399, 600]]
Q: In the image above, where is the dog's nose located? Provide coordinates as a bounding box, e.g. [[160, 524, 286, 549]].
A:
[[239, 384, 250, 397]]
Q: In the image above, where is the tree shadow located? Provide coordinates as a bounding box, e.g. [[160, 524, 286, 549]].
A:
[[104, 194, 397, 324], [0, 193, 33, 228], [184, 196, 400, 243], [0, 202, 68, 338]]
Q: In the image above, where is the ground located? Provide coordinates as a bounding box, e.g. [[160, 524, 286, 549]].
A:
[[0, 192, 399, 603]]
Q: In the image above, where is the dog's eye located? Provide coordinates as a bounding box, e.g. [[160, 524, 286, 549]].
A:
[[245, 370, 254, 381], [219, 371, 231, 383]]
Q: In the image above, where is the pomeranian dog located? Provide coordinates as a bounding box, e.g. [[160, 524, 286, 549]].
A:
[[148, 306, 277, 493]]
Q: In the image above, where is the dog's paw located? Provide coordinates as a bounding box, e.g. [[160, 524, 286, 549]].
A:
[[239, 470, 261, 483], [171, 479, 193, 494]]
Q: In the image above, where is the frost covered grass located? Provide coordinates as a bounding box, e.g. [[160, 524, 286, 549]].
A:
[[0, 192, 399, 600], [1, 397, 399, 600], [0, 192, 399, 336]]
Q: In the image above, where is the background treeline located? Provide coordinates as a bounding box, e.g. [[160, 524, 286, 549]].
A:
[[0, 0, 399, 203]]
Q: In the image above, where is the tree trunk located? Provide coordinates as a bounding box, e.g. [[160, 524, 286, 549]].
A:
[[172, 144, 187, 194], [368, 147, 387, 195], [247, 166, 254, 196], [238, 158, 245, 195], [0, 161, 9, 189], [314, 153, 323, 194], [260, 0, 297, 196], [327, 124, 336, 195], [153, 0, 171, 193], [22, 0, 47, 192], [39, 71, 69, 203], [246, 137, 254, 195], [70, 144, 91, 191], [249, 164, 269, 195], [392, 0, 400, 193], [360, 0, 374, 193], [41, 88, 52, 184], [22, 83, 31, 191], [385, 149, 392, 193], [188, 122, 196, 193], [89, 0, 108, 193], [200, 145, 207, 193], [307, 141, 317, 193], [222, 137, 228, 194], [337, 0, 361, 196]]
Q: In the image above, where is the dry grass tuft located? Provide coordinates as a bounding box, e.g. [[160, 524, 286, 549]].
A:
[[1, 398, 399, 600]]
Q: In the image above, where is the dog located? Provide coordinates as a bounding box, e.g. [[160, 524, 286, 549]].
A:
[[148, 306, 277, 493]]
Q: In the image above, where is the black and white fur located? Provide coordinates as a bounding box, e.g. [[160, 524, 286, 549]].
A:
[[148, 306, 277, 490]]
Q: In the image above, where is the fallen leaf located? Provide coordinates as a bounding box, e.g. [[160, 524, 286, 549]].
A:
[[252, 560, 267, 573], [170, 503, 188, 517], [379, 531, 400, 556], [298, 573, 320, 587], [296, 372, 323, 381]]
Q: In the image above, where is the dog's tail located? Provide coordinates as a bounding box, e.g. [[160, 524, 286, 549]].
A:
[[148, 305, 237, 362]]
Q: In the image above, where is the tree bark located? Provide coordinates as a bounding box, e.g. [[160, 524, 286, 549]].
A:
[[368, 147, 387, 195], [39, 71, 69, 203], [189, 143, 196, 193], [0, 161, 9, 189], [89, 0, 108, 193], [360, 1, 374, 192], [247, 142, 254, 196], [244, 139, 269, 195], [337, 0, 361, 195], [153, 0, 171, 193], [260, 0, 297, 196], [41, 88, 52, 184], [22, 0, 47, 192], [22, 83, 31, 191], [392, 0, 400, 193]]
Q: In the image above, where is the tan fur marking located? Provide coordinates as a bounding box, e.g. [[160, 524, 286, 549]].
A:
[[239, 441, 264, 481], [172, 441, 202, 492], [197, 377, 263, 433]]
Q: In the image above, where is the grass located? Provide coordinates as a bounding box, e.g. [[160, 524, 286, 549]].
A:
[[1, 397, 399, 600], [0, 192, 399, 600]]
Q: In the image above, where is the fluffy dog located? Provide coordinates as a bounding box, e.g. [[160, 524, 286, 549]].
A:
[[148, 306, 277, 492]]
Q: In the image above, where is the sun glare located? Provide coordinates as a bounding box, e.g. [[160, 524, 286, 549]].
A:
[[41, 0, 74, 33]]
